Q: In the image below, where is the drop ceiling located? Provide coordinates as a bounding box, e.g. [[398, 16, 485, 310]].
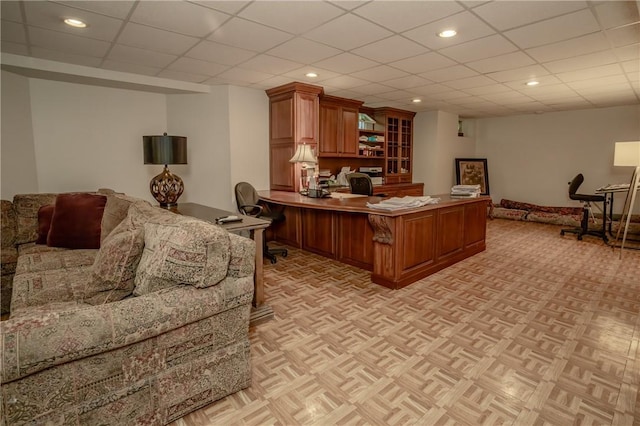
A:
[[1, 0, 639, 117]]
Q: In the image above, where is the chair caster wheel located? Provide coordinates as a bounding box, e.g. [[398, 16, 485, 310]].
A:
[[282, 250, 288, 258], [560, 231, 565, 236], [270, 258, 277, 264]]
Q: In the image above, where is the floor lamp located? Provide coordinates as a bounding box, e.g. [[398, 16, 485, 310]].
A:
[[613, 141, 640, 256]]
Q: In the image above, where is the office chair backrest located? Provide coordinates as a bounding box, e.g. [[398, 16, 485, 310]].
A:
[[234, 182, 259, 211], [568, 174, 584, 199], [348, 173, 374, 196]]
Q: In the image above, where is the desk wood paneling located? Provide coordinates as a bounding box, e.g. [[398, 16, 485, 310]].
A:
[[259, 191, 490, 289]]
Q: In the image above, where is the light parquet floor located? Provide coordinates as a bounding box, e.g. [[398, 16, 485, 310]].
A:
[[171, 219, 640, 426]]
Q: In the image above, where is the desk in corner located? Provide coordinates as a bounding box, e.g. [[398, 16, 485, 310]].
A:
[[258, 191, 491, 289]]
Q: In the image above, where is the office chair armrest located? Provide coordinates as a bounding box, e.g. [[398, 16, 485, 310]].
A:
[[239, 204, 263, 217]]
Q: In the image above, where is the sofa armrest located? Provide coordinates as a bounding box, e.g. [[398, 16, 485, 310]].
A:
[[1, 276, 253, 383]]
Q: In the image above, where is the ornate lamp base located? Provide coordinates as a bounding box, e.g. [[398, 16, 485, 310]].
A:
[[150, 165, 184, 208]]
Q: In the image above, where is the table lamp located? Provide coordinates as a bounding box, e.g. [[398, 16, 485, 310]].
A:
[[143, 133, 187, 207], [613, 140, 640, 254], [289, 143, 317, 194]]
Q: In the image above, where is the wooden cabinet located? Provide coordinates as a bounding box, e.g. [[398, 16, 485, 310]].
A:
[[318, 96, 363, 158], [266, 83, 323, 192], [374, 108, 416, 184]]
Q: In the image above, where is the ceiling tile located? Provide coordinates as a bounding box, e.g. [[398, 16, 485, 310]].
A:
[[555, 63, 625, 83], [593, 1, 640, 29], [108, 44, 177, 68], [504, 9, 600, 49], [186, 40, 255, 66], [167, 57, 228, 76], [1, 41, 28, 55], [467, 52, 535, 74], [404, 11, 496, 50], [525, 32, 609, 63], [101, 59, 161, 76], [283, 66, 341, 83], [208, 18, 293, 52], [502, 75, 562, 90], [239, 1, 343, 35], [57, 1, 136, 19], [486, 65, 550, 83], [192, 1, 250, 15], [353, 1, 463, 32], [419, 65, 479, 82], [375, 89, 417, 101], [267, 38, 342, 64], [382, 75, 433, 90], [215, 67, 274, 84], [472, 1, 588, 31], [438, 34, 518, 63], [432, 90, 470, 101], [351, 83, 396, 96], [567, 75, 630, 91], [543, 50, 618, 73], [350, 65, 409, 82], [251, 75, 293, 90], [622, 59, 639, 73], [28, 26, 111, 57], [24, 1, 123, 42], [464, 84, 512, 96], [118, 23, 199, 56], [239, 54, 302, 75], [304, 14, 393, 51], [388, 52, 456, 74], [131, 1, 230, 37], [319, 75, 370, 90], [313, 52, 379, 74], [2, 20, 26, 44], [615, 44, 640, 61], [1, 1, 23, 22], [351, 36, 428, 64], [412, 83, 457, 96], [444, 75, 496, 90], [30, 46, 103, 67], [607, 24, 640, 48]]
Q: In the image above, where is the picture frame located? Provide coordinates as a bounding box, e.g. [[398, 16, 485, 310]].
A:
[[455, 158, 490, 195]]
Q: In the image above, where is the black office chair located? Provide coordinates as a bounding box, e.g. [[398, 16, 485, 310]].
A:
[[560, 173, 606, 241], [234, 182, 288, 264]]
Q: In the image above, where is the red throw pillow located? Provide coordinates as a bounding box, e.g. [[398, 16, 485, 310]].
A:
[[47, 194, 107, 249], [36, 204, 55, 244]]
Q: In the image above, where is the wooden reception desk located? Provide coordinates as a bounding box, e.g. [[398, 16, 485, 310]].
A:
[[258, 191, 490, 289]]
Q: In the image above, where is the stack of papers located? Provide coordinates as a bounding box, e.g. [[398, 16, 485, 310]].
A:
[[451, 185, 481, 198], [367, 196, 440, 211]]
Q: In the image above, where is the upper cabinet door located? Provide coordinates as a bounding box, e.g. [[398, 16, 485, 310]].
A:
[[319, 102, 340, 156], [341, 107, 359, 157]]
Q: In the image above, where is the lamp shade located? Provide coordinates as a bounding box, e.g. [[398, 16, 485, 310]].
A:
[[143, 133, 187, 165], [613, 141, 640, 167], [289, 143, 317, 163]]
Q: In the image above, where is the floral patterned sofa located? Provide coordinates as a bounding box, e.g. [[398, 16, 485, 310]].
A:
[[0, 191, 255, 425]]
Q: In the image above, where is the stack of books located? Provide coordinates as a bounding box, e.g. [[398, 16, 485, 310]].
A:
[[450, 185, 481, 198]]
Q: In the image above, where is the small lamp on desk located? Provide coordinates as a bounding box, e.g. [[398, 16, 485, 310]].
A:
[[613, 140, 640, 254], [289, 143, 318, 194], [143, 133, 188, 208]]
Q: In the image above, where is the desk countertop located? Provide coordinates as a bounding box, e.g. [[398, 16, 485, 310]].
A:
[[258, 190, 491, 217]]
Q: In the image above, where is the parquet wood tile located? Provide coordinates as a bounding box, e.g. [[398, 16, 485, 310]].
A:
[[170, 220, 640, 426]]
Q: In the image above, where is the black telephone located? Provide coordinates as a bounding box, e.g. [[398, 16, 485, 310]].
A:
[[307, 188, 330, 198]]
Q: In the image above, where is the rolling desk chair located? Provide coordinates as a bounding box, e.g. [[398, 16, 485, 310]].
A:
[[560, 173, 607, 241], [234, 182, 288, 264], [347, 173, 374, 195]]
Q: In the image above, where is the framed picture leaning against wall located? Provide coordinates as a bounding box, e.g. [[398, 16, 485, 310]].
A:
[[455, 158, 490, 195]]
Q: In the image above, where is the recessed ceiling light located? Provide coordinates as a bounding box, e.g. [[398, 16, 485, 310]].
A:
[[305, 72, 318, 78], [526, 80, 540, 86], [64, 18, 87, 28], [412, 98, 422, 103], [438, 29, 457, 38]]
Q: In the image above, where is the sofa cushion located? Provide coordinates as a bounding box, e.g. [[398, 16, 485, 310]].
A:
[[36, 204, 55, 244], [134, 219, 231, 296], [15, 249, 97, 275], [13, 193, 58, 245], [500, 198, 583, 215], [1, 199, 16, 248], [100, 194, 136, 244], [490, 207, 528, 221], [47, 194, 107, 249], [85, 210, 145, 305], [11, 267, 93, 311]]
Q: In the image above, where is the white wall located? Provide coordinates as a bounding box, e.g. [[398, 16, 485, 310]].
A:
[[1, 71, 38, 199], [167, 86, 232, 210], [413, 110, 476, 195], [475, 105, 640, 212], [28, 78, 167, 202], [228, 85, 270, 199]]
